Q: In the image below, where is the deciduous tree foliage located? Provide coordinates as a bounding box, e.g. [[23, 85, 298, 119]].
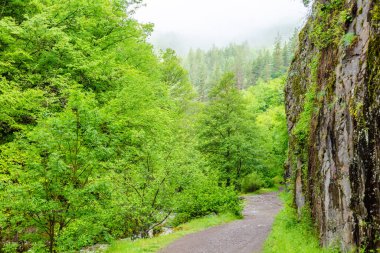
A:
[[245, 77, 288, 181], [197, 74, 288, 192], [198, 73, 256, 189], [0, 0, 291, 252], [0, 1, 240, 252]]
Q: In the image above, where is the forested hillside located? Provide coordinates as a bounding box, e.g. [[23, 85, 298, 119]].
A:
[[0, 1, 289, 252], [183, 36, 297, 100]]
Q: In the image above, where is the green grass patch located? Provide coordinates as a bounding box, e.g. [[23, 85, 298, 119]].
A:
[[106, 213, 239, 253], [263, 192, 339, 253], [241, 186, 280, 196], [254, 187, 280, 194]]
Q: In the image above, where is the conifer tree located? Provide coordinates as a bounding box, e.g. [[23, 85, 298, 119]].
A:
[[272, 35, 284, 78]]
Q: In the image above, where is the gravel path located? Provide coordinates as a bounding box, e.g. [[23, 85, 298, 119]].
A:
[[159, 192, 282, 253]]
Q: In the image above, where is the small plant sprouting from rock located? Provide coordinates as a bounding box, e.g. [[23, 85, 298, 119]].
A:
[[341, 32, 357, 47]]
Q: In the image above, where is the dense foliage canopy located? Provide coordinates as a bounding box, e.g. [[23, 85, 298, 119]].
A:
[[0, 1, 289, 252]]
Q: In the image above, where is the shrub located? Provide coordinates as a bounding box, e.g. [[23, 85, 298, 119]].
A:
[[271, 175, 284, 185], [171, 179, 242, 226], [240, 172, 265, 193]]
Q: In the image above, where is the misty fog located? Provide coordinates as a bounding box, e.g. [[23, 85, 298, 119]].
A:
[[135, 0, 309, 54]]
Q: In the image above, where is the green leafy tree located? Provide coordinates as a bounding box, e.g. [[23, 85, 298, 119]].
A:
[[198, 73, 255, 189], [245, 77, 288, 181], [0, 1, 293, 250], [2, 90, 110, 252], [160, 49, 196, 113]]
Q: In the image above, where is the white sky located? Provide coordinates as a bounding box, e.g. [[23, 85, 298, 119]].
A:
[[134, 0, 308, 53]]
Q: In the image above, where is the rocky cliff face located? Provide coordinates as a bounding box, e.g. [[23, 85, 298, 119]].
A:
[[285, 0, 380, 251]]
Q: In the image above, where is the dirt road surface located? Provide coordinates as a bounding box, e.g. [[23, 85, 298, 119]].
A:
[[159, 192, 282, 253]]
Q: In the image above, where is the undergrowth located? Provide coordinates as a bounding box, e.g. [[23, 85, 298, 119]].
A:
[[263, 192, 339, 253], [310, 0, 350, 49], [106, 213, 239, 253]]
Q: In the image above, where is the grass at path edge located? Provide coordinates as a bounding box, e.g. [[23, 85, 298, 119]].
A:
[[106, 187, 278, 253], [106, 212, 239, 253], [242, 186, 280, 196], [263, 191, 339, 253]]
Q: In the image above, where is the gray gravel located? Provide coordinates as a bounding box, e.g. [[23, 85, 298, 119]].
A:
[[159, 192, 282, 253]]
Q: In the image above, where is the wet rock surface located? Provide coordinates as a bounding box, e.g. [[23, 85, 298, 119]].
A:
[[286, 0, 380, 251]]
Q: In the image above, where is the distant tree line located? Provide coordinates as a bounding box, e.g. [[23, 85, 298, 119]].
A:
[[183, 33, 298, 100]]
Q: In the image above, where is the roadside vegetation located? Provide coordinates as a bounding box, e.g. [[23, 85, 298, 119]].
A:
[[106, 213, 238, 253], [263, 192, 339, 253]]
